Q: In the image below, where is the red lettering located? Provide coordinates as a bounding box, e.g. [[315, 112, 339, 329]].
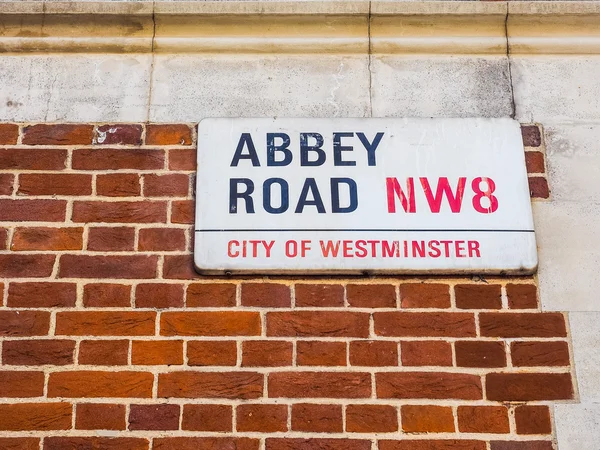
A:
[[472, 177, 498, 214], [420, 177, 466, 213], [227, 240, 239, 257], [468, 240, 481, 257], [386, 177, 416, 213], [455, 240, 466, 257], [343, 240, 354, 258], [320, 240, 340, 257]]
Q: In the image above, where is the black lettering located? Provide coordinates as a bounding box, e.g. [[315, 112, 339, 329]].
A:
[[333, 132, 356, 166], [331, 178, 358, 213], [229, 178, 255, 213], [230, 133, 260, 167], [267, 133, 292, 166], [263, 178, 289, 214], [300, 132, 326, 166], [357, 132, 384, 166], [295, 178, 325, 213]]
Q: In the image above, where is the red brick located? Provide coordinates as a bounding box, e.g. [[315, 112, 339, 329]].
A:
[[171, 200, 194, 224], [143, 173, 190, 197], [401, 341, 452, 366], [458, 406, 509, 433], [380, 441, 486, 450], [0, 228, 7, 249], [0, 403, 71, 430], [8, 282, 77, 307], [138, 228, 186, 251], [79, 340, 129, 365], [88, 226, 135, 251], [486, 372, 573, 401], [72, 200, 166, 223], [455, 284, 502, 309], [377, 372, 482, 400], [294, 284, 344, 307], [135, 283, 184, 308], [296, 341, 346, 366], [59, 255, 157, 279], [455, 341, 507, 368], [158, 371, 263, 399], [511, 341, 570, 367], [401, 405, 454, 432], [242, 340, 292, 367], [0, 173, 14, 195], [163, 254, 199, 279], [347, 283, 396, 308], [129, 404, 180, 430], [83, 283, 131, 307], [400, 283, 450, 308], [11, 227, 83, 251], [237, 404, 288, 432], [529, 177, 550, 199], [56, 311, 156, 336], [0, 199, 66, 221], [515, 405, 552, 435], [161, 311, 261, 336], [525, 151, 546, 174], [269, 372, 371, 398], [154, 438, 257, 450], [187, 340, 237, 366], [186, 283, 236, 307], [349, 340, 397, 366], [22, 124, 92, 145], [291, 404, 342, 432], [267, 311, 369, 337], [168, 148, 196, 170], [3, 339, 74, 366], [94, 124, 143, 145], [374, 312, 476, 337], [242, 283, 291, 307], [521, 125, 542, 147], [0, 148, 67, 170], [45, 437, 149, 450], [0, 123, 18, 144], [0, 438, 39, 450], [18, 173, 92, 196], [48, 371, 153, 398], [346, 404, 398, 432], [182, 404, 232, 431], [132, 340, 183, 365], [76, 403, 126, 430], [266, 439, 370, 450], [97, 173, 141, 197], [0, 310, 50, 336], [507, 283, 538, 309], [72, 148, 164, 170], [490, 442, 553, 450], [0, 371, 45, 397], [480, 312, 567, 337], [146, 124, 193, 145]]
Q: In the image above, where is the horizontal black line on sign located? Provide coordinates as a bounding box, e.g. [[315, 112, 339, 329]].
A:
[[195, 229, 536, 233]]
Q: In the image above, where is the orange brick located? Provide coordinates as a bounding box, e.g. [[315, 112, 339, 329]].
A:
[[0, 173, 14, 195], [266, 439, 368, 450], [377, 372, 482, 400], [401, 341, 452, 366], [59, 255, 158, 279], [72, 201, 167, 223], [507, 283, 538, 309], [296, 341, 346, 366], [56, 311, 156, 336], [182, 404, 232, 431], [161, 311, 261, 336], [73, 148, 164, 170], [0, 371, 45, 397], [294, 284, 344, 307], [135, 283, 184, 308], [158, 372, 263, 399], [0, 403, 72, 430], [0, 438, 40, 450], [46, 437, 149, 450], [350, 340, 397, 366], [48, 371, 154, 398], [96, 173, 141, 197], [143, 174, 190, 197], [347, 283, 396, 308], [242, 340, 292, 367], [525, 151, 546, 174], [237, 404, 288, 432], [401, 405, 455, 432], [155, 438, 256, 450], [11, 227, 83, 251], [78, 340, 129, 365], [458, 406, 510, 433], [346, 405, 398, 432], [267, 311, 369, 338], [375, 312, 476, 337], [0, 123, 18, 144], [76, 403, 126, 430], [171, 200, 194, 224], [0, 199, 66, 221], [186, 283, 236, 307], [146, 124, 193, 145], [400, 283, 450, 308], [269, 372, 371, 399], [291, 404, 342, 432], [187, 341, 237, 366], [138, 228, 186, 251], [169, 148, 196, 170], [18, 173, 92, 196], [132, 340, 183, 365]]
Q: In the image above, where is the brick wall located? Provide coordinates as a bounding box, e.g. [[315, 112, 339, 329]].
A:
[[0, 122, 573, 450]]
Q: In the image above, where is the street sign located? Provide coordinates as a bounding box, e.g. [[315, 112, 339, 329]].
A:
[[194, 118, 537, 275]]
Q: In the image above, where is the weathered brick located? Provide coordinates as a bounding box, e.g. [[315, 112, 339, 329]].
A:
[[88, 227, 135, 251], [346, 405, 398, 432], [163, 254, 199, 279], [94, 124, 143, 145], [48, 371, 154, 398], [350, 340, 397, 366], [18, 173, 92, 196], [507, 283, 538, 309], [76, 403, 126, 430], [486, 373, 573, 401], [0, 403, 71, 430], [59, 255, 158, 279], [135, 283, 184, 308], [0, 199, 66, 221], [45, 437, 149, 450], [158, 371, 263, 399], [237, 404, 288, 432], [161, 311, 261, 336], [72, 200, 167, 223], [3, 339, 74, 366], [96, 173, 141, 197], [269, 372, 371, 398], [296, 341, 346, 366], [187, 340, 237, 366], [374, 312, 476, 337], [154, 438, 257, 450], [401, 341, 452, 366], [168, 148, 196, 170], [511, 341, 570, 367], [0, 438, 40, 450], [377, 372, 482, 400], [11, 227, 83, 251], [0, 173, 14, 195], [83, 283, 131, 307], [490, 442, 553, 450], [521, 125, 542, 147], [186, 282, 236, 307], [241, 283, 291, 308], [79, 340, 129, 365], [400, 283, 450, 308], [143, 174, 190, 197], [291, 404, 342, 432], [56, 311, 156, 336], [480, 313, 567, 338], [266, 439, 370, 450], [455, 284, 502, 309], [455, 341, 507, 368], [0, 227, 7, 249], [267, 311, 369, 338], [529, 177, 550, 199], [129, 404, 180, 430], [138, 228, 186, 251], [458, 406, 510, 433], [401, 405, 455, 432], [0, 148, 67, 170], [171, 200, 194, 224], [294, 284, 344, 307], [146, 124, 193, 145], [243, 340, 292, 367], [8, 282, 77, 307], [525, 151, 546, 174], [0, 371, 45, 397], [347, 283, 396, 308], [23, 124, 93, 145], [182, 404, 232, 431], [380, 440, 486, 450], [132, 340, 183, 365], [72, 148, 164, 170], [0, 310, 50, 336], [515, 405, 552, 435], [0, 123, 18, 144]]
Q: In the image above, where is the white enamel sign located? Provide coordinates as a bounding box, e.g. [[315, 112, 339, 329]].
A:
[[194, 118, 537, 275]]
